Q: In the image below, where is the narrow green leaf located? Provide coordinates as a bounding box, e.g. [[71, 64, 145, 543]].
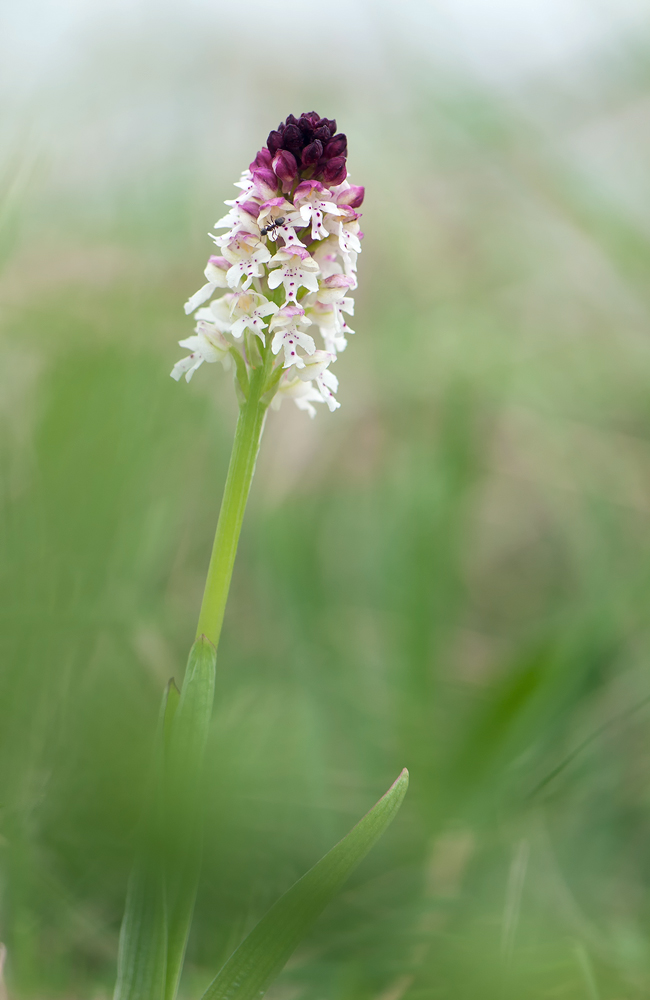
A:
[[167, 636, 216, 800], [200, 768, 409, 1000], [162, 679, 181, 754], [114, 681, 179, 1000], [164, 636, 217, 1000], [114, 860, 167, 1000], [164, 853, 202, 1000], [0, 941, 8, 1000]]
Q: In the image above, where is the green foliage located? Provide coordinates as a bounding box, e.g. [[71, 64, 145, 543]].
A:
[[4, 16, 650, 1000], [201, 771, 408, 1000], [115, 640, 217, 1000]]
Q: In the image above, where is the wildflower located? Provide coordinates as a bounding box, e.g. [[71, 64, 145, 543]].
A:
[[269, 305, 315, 368], [183, 256, 230, 314], [171, 325, 231, 383], [271, 375, 325, 419], [172, 112, 364, 416], [295, 350, 340, 412]]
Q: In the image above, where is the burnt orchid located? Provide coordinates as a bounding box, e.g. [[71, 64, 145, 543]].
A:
[[114, 116, 406, 1000], [171, 111, 364, 417]]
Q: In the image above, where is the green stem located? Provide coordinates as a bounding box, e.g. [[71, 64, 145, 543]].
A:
[[195, 347, 272, 645]]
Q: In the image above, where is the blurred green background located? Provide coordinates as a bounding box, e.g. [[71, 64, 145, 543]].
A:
[[4, 1, 650, 997]]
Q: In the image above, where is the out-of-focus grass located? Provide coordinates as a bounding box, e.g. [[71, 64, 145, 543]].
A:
[[4, 8, 650, 998]]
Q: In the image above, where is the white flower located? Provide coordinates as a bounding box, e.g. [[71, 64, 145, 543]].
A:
[[269, 305, 316, 368], [304, 277, 355, 354], [172, 114, 363, 415], [217, 234, 271, 290], [213, 204, 259, 237], [315, 274, 356, 303], [267, 246, 320, 304], [183, 257, 230, 315], [170, 325, 231, 383], [257, 198, 306, 249], [233, 169, 254, 193], [272, 374, 325, 419], [333, 219, 362, 276], [194, 293, 234, 332], [228, 292, 278, 343], [295, 350, 340, 411], [294, 180, 342, 241]]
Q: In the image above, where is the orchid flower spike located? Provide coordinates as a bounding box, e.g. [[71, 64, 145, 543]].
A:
[[172, 112, 364, 416]]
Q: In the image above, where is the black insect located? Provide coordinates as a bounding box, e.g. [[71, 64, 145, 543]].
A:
[[260, 216, 286, 237]]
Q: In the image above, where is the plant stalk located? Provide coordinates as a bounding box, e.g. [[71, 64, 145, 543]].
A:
[[195, 347, 271, 646]]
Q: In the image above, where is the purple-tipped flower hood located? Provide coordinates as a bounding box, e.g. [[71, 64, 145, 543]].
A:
[[172, 113, 364, 419]]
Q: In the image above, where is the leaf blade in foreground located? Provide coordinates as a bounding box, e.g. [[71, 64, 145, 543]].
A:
[[200, 768, 409, 1000], [113, 680, 179, 1000], [165, 636, 217, 1000]]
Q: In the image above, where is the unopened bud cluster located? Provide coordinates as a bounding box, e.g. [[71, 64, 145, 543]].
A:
[[172, 112, 364, 417]]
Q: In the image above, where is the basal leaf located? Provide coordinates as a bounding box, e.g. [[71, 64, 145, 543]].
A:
[[200, 768, 409, 1000], [164, 636, 217, 1000], [113, 680, 179, 1000]]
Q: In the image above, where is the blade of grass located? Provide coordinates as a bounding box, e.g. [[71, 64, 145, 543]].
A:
[[200, 768, 409, 1000]]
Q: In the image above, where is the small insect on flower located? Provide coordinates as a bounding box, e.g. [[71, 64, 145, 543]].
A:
[[260, 217, 285, 237], [174, 111, 364, 416]]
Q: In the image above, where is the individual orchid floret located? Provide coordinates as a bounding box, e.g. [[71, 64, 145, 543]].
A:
[[303, 276, 355, 354], [174, 111, 364, 416], [213, 202, 259, 237], [294, 180, 341, 241], [335, 218, 362, 274], [294, 350, 340, 411], [184, 256, 230, 315], [194, 293, 234, 332], [257, 198, 306, 249], [271, 374, 325, 419], [270, 305, 316, 368], [171, 324, 231, 383], [217, 234, 271, 290], [309, 298, 355, 355], [267, 246, 320, 303], [228, 292, 278, 343]]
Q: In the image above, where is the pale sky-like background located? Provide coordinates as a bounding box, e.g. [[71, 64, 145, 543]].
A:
[[3, 0, 650, 264], [2, 0, 649, 93]]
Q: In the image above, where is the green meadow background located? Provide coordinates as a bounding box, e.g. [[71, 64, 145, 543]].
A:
[[3, 1, 650, 997]]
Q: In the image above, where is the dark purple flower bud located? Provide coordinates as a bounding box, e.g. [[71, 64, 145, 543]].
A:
[[324, 133, 347, 159], [336, 185, 365, 209], [272, 149, 298, 188], [267, 130, 284, 156], [281, 124, 303, 156], [285, 114, 300, 127], [323, 156, 347, 185], [301, 140, 323, 167], [321, 118, 337, 134], [301, 111, 320, 126], [313, 126, 331, 142]]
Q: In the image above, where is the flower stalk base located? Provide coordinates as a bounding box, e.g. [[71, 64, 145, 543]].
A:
[[195, 344, 272, 646]]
